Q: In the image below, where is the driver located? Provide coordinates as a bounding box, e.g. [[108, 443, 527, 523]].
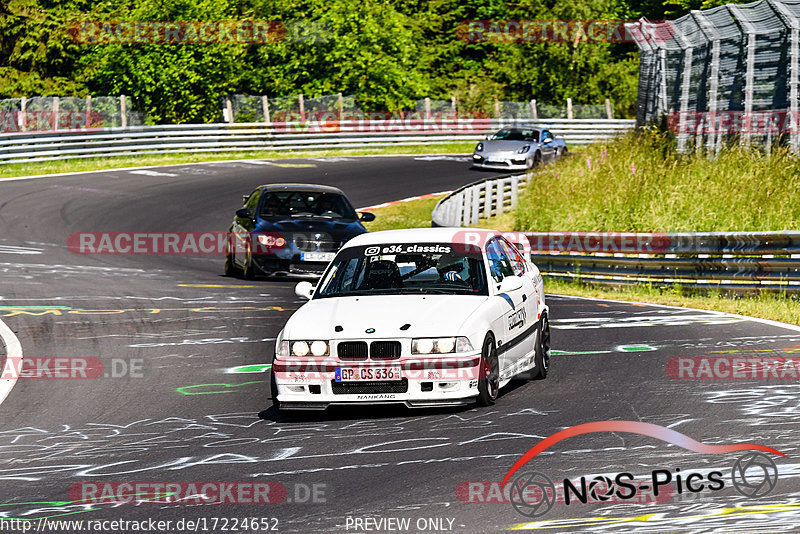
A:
[[436, 253, 466, 282]]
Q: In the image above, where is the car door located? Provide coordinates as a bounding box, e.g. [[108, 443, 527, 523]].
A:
[[497, 238, 539, 369], [485, 238, 528, 378], [232, 188, 260, 265], [540, 130, 557, 161]]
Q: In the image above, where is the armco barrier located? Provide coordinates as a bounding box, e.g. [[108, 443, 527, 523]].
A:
[[0, 118, 634, 164], [432, 174, 800, 292]]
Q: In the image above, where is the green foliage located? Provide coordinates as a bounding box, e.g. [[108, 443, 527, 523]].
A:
[[514, 131, 800, 232], [0, 0, 710, 122]]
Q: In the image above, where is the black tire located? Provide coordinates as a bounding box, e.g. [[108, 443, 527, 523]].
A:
[[559, 147, 568, 159], [532, 151, 542, 168], [477, 334, 500, 406], [270, 368, 282, 413], [242, 240, 255, 280], [224, 235, 239, 277], [532, 314, 551, 380]]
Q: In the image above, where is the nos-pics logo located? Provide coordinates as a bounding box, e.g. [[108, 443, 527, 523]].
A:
[[501, 421, 783, 518]]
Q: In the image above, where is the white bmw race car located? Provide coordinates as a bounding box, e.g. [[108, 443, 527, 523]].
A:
[[270, 227, 550, 412]]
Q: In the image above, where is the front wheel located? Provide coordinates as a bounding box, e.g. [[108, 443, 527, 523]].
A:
[[477, 334, 500, 406], [242, 240, 255, 280], [270, 368, 282, 413], [532, 314, 551, 380]]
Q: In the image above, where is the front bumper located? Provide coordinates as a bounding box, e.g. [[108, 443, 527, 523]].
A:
[[471, 154, 529, 170], [272, 354, 483, 410]]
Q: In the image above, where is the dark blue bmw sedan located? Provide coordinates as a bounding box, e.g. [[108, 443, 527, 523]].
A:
[[225, 184, 375, 278]]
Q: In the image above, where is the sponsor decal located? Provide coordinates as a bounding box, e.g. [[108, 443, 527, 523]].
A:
[[363, 244, 453, 256], [508, 308, 526, 330]]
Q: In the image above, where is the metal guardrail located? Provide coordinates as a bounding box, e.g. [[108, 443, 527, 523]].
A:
[[0, 118, 634, 164], [431, 174, 800, 292]]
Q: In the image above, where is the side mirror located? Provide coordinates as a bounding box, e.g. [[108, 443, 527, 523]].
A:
[[295, 281, 315, 300], [359, 211, 376, 222], [543, 138, 553, 144], [235, 208, 252, 219], [498, 276, 523, 293]]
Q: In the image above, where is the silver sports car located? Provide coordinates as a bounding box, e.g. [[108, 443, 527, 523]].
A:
[[471, 126, 568, 170]]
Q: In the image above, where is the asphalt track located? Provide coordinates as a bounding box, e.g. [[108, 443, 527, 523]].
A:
[[0, 155, 798, 533]]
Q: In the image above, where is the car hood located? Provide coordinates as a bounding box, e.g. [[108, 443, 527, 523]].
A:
[[283, 295, 487, 340], [256, 218, 365, 240], [481, 140, 534, 153]]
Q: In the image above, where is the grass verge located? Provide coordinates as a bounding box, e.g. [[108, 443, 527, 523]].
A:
[[0, 142, 477, 180]]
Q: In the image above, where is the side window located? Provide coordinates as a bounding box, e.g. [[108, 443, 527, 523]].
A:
[[498, 238, 525, 275], [541, 130, 551, 140], [245, 189, 260, 213], [486, 239, 515, 283]]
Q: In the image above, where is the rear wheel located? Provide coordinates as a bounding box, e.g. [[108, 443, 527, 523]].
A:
[[477, 334, 499, 406], [532, 314, 551, 380]]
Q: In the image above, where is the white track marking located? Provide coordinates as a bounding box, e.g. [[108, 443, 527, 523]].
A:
[[0, 245, 43, 255], [0, 317, 23, 407]]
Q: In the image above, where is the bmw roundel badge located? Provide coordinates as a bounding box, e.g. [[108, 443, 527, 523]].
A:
[[365, 328, 375, 334]]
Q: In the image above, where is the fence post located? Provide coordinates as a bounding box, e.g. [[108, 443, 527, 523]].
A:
[[484, 181, 492, 219], [496, 178, 505, 215], [120, 95, 127, 128], [511, 175, 519, 208], [692, 12, 721, 155], [462, 189, 471, 226], [338, 93, 344, 121], [85, 95, 92, 129], [530, 99, 538, 121], [471, 185, 480, 224], [225, 96, 234, 124], [52, 96, 60, 131], [605, 98, 613, 119], [425, 97, 431, 120], [298, 93, 305, 122], [566, 98, 573, 120], [451, 95, 456, 114], [672, 24, 694, 154], [494, 99, 500, 118], [262, 95, 270, 123], [19, 96, 27, 130]]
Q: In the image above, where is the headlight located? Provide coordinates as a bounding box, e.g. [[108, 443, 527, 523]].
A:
[[257, 234, 286, 247], [517, 145, 531, 154], [476, 142, 484, 152], [288, 340, 329, 357], [412, 336, 473, 354], [291, 341, 309, 356]]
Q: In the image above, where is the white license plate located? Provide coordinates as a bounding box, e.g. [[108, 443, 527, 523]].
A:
[[335, 366, 402, 382], [300, 252, 335, 262], [487, 157, 505, 163]]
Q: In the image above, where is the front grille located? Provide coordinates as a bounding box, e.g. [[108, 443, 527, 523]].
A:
[[294, 237, 339, 252], [331, 379, 408, 395], [370, 341, 402, 359], [337, 341, 368, 359]]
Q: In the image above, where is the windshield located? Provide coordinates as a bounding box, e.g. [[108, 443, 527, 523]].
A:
[[259, 191, 357, 220], [316, 243, 488, 297], [490, 128, 538, 142]]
